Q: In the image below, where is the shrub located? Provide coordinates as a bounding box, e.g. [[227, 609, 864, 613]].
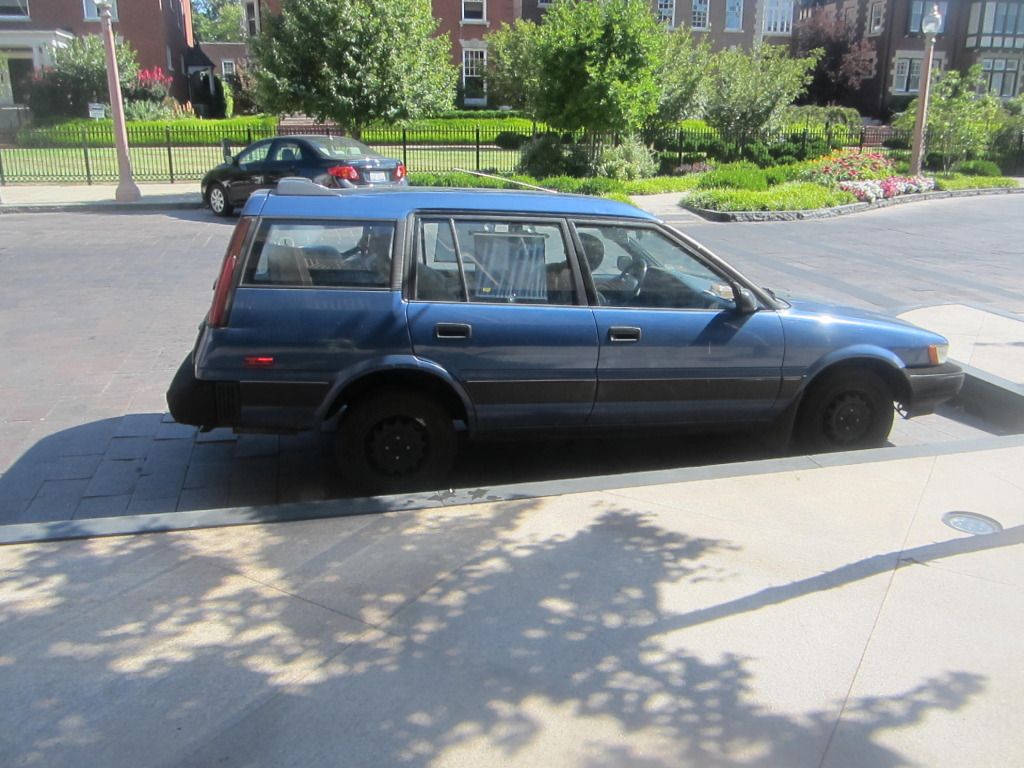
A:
[[696, 162, 768, 191], [130, 67, 174, 102], [494, 131, 529, 150], [934, 174, 1019, 191], [687, 182, 857, 212], [763, 164, 803, 186], [518, 134, 567, 177], [594, 136, 657, 180], [123, 99, 175, 122], [951, 159, 1002, 177]]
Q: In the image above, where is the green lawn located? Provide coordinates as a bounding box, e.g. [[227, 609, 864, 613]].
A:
[[0, 144, 524, 184]]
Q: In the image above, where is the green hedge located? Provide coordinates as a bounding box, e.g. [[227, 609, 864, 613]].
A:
[[408, 171, 705, 198], [687, 182, 857, 212], [16, 115, 277, 148], [934, 174, 1020, 190]]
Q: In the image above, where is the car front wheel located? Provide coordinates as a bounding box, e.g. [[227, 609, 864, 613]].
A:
[[207, 183, 234, 217], [336, 389, 457, 493], [794, 370, 895, 453]]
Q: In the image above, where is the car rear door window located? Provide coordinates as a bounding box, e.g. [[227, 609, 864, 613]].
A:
[[242, 220, 394, 288], [414, 218, 577, 305]]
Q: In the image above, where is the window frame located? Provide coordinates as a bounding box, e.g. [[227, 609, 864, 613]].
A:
[[763, 0, 794, 34], [83, 0, 118, 21], [461, 0, 485, 22], [0, 0, 29, 20], [222, 59, 236, 77], [908, 0, 947, 34], [691, 0, 709, 30], [725, 0, 744, 30], [657, 0, 676, 26], [870, 2, 884, 32], [461, 48, 487, 103]]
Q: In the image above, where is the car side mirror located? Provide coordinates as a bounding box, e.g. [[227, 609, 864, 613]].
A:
[[733, 285, 758, 314], [221, 139, 234, 164]]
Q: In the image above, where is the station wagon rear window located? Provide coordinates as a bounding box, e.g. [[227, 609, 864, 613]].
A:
[[242, 220, 394, 289]]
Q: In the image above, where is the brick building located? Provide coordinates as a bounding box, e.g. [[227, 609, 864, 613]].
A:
[[0, 0, 194, 107]]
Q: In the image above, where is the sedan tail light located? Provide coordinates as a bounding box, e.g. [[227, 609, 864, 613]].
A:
[[394, 164, 407, 181], [208, 216, 253, 328], [328, 165, 361, 181]]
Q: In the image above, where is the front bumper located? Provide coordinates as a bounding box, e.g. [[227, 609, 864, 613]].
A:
[[903, 362, 965, 416]]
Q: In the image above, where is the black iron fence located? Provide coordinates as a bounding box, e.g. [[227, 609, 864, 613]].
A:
[[0, 121, 1020, 185]]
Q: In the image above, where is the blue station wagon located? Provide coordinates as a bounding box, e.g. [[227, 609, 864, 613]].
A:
[[168, 179, 964, 491]]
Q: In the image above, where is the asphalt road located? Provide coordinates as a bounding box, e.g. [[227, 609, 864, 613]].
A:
[[0, 197, 1019, 522]]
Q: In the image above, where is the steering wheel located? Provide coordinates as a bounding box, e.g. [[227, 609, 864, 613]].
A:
[[621, 256, 648, 299]]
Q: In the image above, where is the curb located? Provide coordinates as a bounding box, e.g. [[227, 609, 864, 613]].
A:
[[0, 199, 205, 215], [683, 185, 1024, 222]]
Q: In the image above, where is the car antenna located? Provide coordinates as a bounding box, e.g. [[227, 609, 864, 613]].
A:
[[452, 168, 557, 193]]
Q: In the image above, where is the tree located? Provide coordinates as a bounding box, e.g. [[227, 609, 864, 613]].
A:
[[192, 0, 244, 43], [795, 6, 875, 107], [645, 27, 710, 135], [485, 19, 541, 113], [251, 0, 455, 136], [27, 36, 140, 120], [529, 0, 666, 135], [893, 65, 1004, 171], [702, 43, 820, 147]]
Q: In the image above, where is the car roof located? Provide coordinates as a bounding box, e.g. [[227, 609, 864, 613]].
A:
[[244, 185, 659, 221]]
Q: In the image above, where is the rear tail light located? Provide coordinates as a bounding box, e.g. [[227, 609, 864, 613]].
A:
[[328, 165, 360, 181], [208, 216, 253, 328], [394, 164, 407, 181]]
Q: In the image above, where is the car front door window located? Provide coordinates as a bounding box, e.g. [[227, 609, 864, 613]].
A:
[[237, 142, 271, 171]]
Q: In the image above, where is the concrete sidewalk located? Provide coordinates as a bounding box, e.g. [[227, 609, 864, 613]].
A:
[[0, 182, 203, 211]]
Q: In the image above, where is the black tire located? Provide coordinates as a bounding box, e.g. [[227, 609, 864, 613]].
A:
[[794, 370, 895, 453], [336, 389, 457, 493], [207, 182, 234, 217]]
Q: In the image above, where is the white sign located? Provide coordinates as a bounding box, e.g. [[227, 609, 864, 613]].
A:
[[88, 102, 105, 120]]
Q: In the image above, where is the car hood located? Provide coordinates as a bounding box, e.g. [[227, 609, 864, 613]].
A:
[[784, 298, 921, 330]]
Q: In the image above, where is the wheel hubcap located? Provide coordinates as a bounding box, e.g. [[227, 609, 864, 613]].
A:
[[210, 189, 224, 212], [366, 416, 429, 476], [824, 392, 873, 445]]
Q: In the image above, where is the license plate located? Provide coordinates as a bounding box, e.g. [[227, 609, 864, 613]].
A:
[[368, 171, 387, 183]]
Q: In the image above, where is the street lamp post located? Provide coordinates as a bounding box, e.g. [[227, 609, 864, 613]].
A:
[[909, 4, 943, 176], [96, 0, 140, 201]]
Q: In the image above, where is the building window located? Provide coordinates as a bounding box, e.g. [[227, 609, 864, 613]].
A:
[[763, 0, 793, 33], [726, 0, 743, 29], [893, 59, 910, 91], [462, 0, 484, 21], [692, 0, 709, 29], [463, 49, 486, 102], [245, 1, 258, 36], [222, 60, 236, 77], [844, 6, 856, 28], [982, 58, 1020, 96], [83, 0, 117, 20], [908, 1, 947, 34], [893, 56, 943, 92], [657, 0, 675, 26], [869, 2, 884, 32], [0, 0, 29, 19]]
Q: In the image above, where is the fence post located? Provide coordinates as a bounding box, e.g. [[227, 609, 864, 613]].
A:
[[82, 127, 93, 185], [0, 145, 6, 186], [802, 129, 808, 157], [165, 128, 175, 184], [402, 127, 408, 168], [677, 127, 683, 168], [859, 127, 866, 151], [246, 127, 253, 145], [1017, 129, 1024, 175], [475, 126, 481, 171]]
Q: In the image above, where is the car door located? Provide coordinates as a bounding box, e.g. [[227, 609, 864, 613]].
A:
[[573, 222, 785, 427], [264, 138, 306, 187], [406, 215, 599, 432], [227, 139, 273, 205]]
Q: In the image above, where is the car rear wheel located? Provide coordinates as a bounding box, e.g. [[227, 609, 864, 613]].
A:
[[207, 183, 234, 217], [794, 370, 894, 453], [336, 389, 457, 493]]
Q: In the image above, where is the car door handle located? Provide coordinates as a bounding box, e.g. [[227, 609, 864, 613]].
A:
[[435, 322, 472, 340], [608, 326, 642, 342]]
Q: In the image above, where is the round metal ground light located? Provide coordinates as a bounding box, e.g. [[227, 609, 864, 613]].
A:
[[941, 511, 1004, 536]]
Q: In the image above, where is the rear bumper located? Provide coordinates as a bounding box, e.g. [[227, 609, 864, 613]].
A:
[[166, 354, 237, 429], [903, 362, 965, 416]]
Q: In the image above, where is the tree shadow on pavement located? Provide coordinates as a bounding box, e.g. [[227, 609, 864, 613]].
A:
[[1, 495, 1009, 767]]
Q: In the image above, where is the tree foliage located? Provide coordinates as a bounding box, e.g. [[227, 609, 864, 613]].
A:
[[795, 7, 875, 106], [522, 0, 665, 134], [192, 0, 245, 43], [894, 65, 1004, 171], [485, 19, 541, 113], [28, 36, 140, 120], [646, 27, 710, 134], [702, 43, 820, 146], [251, 0, 456, 136]]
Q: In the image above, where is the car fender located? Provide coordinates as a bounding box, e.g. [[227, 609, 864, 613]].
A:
[[796, 344, 910, 401], [317, 355, 477, 431]]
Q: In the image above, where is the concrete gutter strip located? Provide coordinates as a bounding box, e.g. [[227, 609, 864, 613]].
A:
[[684, 185, 1024, 222], [0, 200, 204, 215]]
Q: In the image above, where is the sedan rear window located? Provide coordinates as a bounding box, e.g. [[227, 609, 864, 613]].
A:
[[242, 220, 394, 288], [306, 136, 381, 159]]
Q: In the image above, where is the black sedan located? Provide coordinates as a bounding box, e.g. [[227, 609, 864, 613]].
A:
[[201, 135, 408, 216]]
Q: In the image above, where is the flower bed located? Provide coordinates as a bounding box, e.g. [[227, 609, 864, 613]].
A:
[[837, 176, 935, 203], [800, 149, 896, 184]]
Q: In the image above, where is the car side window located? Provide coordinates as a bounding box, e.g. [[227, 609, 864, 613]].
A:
[[573, 224, 739, 311], [236, 142, 271, 170], [269, 141, 304, 163], [414, 218, 576, 306], [242, 220, 394, 288]]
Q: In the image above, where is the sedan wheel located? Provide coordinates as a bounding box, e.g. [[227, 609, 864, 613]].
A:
[[795, 370, 894, 453], [207, 183, 233, 217]]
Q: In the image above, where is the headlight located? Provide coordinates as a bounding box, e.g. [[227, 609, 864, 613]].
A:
[[928, 344, 948, 365]]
